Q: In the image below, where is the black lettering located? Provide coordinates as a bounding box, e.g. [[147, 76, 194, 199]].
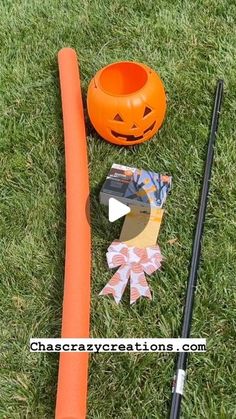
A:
[[183, 344, 189, 351], [167, 344, 173, 351], [198, 344, 206, 351], [102, 344, 109, 351], [135, 343, 142, 351], [143, 341, 148, 350], [118, 344, 126, 351], [87, 344, 93, 352], [190, 344, 197, 351], [55, 344, 61, 351], [38, 342, 46, 351], [71, 344, 78, 351], [158, 344, 166, 351], [30, 342, 38, 351], [46, 344, 54, 351], [78, 344, 86, 351], [126, 344, 133, 351], [62, 344, 70, 351], [111, 344, 118, 351]]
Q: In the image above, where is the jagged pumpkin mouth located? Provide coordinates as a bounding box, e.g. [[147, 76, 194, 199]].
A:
[[111, 121, 156, 141]]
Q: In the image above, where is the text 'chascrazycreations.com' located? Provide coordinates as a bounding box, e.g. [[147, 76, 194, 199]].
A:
[[30, 338, 206, 353]]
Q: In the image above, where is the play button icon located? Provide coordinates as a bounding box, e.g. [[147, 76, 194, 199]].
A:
[[108, 198, 131, 222]]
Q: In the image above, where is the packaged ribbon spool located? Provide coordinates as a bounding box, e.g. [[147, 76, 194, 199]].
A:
[[99, 164, 172, 304]]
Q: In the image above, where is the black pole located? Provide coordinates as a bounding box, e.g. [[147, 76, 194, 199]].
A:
[[169, 79, 224, 419]]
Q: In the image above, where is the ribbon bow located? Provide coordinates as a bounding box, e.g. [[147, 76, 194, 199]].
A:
[[99, 241, 163, 304]]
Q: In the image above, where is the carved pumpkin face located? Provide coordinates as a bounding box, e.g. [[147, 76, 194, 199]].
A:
[[87, 61, 166, 146]]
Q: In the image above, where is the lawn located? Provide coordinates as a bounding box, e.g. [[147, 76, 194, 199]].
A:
[[1, 0, 236, 418]]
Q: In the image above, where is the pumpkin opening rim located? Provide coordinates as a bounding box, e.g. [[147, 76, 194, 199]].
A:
[[97, 61, 149, 96]]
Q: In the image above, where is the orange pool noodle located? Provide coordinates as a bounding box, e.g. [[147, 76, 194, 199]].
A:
[[55, 48, 91, 419]]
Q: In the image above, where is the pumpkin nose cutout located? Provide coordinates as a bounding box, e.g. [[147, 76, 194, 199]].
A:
[[131, 124, 138, 129]]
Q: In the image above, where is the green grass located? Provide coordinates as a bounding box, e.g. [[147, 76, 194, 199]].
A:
[[1, 0, 236, 418]]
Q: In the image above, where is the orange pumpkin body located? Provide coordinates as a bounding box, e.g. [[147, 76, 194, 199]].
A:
[[87, 61, 166, 146]]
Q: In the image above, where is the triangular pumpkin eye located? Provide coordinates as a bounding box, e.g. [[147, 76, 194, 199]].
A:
[[143, 106, 152, 117], [114, 113, 123, 121]]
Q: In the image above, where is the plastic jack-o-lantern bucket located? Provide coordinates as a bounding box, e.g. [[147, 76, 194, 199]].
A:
[[87, 61, 166, 146]]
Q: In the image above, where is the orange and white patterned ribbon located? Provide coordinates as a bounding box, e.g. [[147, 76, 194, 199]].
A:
[[99, 241, 163, 304]]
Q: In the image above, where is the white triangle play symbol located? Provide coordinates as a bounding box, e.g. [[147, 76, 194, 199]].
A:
[[109, 198, 131, 222]]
